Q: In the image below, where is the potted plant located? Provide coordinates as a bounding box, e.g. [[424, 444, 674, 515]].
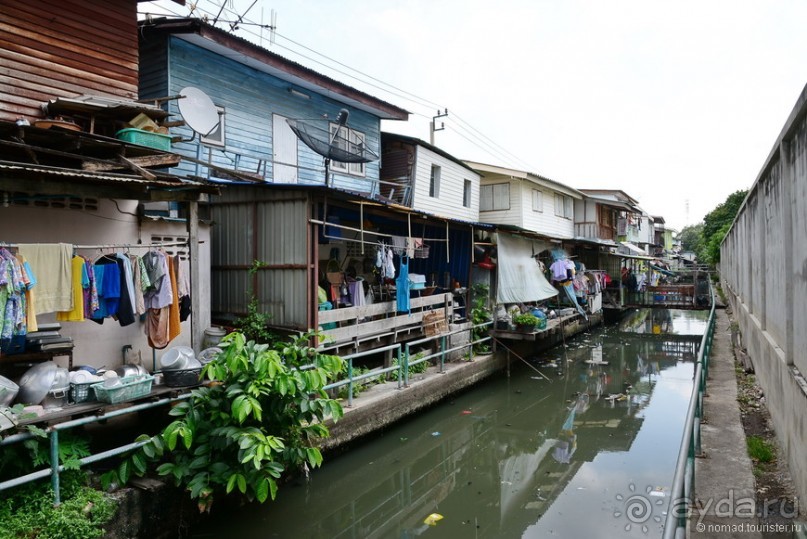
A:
[[512, 312, 539, 332]]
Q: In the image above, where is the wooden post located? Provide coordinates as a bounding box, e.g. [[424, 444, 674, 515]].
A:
[[187, 200, 205, 351]]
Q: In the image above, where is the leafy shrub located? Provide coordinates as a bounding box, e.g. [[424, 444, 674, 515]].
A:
[[102, 331, 345, 512]]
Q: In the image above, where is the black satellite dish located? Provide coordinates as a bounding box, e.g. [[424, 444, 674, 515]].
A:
[[286, 109, 378, 186]]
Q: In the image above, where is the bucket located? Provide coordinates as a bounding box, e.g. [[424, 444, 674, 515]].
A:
[[202, 327, 227, 349]]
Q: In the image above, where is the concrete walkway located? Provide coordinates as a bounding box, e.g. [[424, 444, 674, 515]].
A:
[[691, 308, 761, 538]]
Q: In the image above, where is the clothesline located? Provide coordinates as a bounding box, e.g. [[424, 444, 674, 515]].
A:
[[310, 219, 450, 243], [1, 240, 193, 250]]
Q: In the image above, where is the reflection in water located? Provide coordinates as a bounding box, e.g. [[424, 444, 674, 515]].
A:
[[619, 307, 709, 336], [193, 310, 702, 539]]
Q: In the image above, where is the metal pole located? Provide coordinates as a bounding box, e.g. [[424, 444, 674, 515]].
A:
[[403, 342, 410, 387], [50, 431, 60, 506], [347, 358, 353, 407]]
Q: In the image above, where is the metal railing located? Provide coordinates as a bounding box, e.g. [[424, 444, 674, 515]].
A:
[[662, 281, 717, 539], [0, 320, 494, 504], [0, 394, 190, 506], [319, 319, 493, 407]]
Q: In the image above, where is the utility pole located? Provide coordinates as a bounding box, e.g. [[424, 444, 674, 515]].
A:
[[430, 108, 448, 145]]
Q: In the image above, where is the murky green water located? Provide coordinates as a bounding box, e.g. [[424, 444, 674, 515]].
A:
[[194, 309, 704, 539]]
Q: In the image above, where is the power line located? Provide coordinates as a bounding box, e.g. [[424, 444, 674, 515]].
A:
[[141, 1, 535, 170]]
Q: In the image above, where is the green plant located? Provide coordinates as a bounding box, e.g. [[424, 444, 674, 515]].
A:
[[470, 283, 492, 353], [0, 476, 116, 539], [513, 312, 539, 327], [747, 435, 774, 463], [102, 331, 345, 512], [390, 351, 430, 381], [0, 428, 115, 539], [234, 260, 277, 343]]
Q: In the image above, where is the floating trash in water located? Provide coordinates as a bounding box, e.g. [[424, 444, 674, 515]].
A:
[[423, 513, 444, 526], [461, 410, 472, 415], [431, 431, 441, 437], [400, 437, 408, 442]]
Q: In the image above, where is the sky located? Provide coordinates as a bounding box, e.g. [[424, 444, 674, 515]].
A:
[[143, 0, 807, 231]]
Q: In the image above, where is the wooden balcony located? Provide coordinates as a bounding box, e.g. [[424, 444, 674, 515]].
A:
[[317, 292, 454, 350]]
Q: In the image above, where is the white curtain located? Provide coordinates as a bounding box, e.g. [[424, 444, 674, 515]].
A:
[[495, 233, 558, 304]]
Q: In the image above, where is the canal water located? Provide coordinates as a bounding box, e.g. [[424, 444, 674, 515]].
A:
[[193, 309, 708, 539]]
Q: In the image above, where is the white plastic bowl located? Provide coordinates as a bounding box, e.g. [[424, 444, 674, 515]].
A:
[[160, 348, 189, 371]]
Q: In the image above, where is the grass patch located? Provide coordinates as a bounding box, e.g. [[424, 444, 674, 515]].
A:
[[747, 435, 774, 463]]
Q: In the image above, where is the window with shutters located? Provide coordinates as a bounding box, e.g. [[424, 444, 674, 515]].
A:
[[555, 193, 573, 219], [532, 189, 543, 212], [480, 183, 510, 211], [429, 165, 441, 197], [329, 124, 366, 176]]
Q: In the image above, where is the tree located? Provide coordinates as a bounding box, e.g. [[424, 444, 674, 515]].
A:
[[702, 190, 747, 241], [678, 224, 704, 254], [678, 190, 748, 265], [705, 222, 732, 264]]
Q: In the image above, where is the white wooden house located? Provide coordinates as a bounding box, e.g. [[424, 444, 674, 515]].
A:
[[464, 161, 582, 239], [380, 133, 480, 222]]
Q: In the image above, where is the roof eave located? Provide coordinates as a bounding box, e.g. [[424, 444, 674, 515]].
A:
[[141, 19, 409, 121]]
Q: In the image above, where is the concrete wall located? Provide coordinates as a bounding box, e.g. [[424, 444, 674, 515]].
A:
[[721, 82, 807, 504], [0, 199, 211, 371]]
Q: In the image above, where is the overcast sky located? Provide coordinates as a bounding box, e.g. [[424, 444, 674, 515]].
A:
[[144, 0, 807, 230]]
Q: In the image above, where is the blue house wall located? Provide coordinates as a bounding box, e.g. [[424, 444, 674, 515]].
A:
[[139, 36, 382, 193]]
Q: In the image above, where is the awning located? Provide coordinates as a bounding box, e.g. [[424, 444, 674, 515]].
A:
[[495, 232, 558, 304], [620, 241, 646, 255]]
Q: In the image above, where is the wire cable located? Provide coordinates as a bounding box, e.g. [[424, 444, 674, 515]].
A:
[[140, 1, 536, 171]]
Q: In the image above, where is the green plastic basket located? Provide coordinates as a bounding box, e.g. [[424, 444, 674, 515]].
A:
[[91, 375, 153, 404], [116, 128, 172, 151], [69, 382, 97, 404]]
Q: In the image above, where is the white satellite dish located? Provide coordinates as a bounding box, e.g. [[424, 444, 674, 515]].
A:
[[177, 87, 219, 137]]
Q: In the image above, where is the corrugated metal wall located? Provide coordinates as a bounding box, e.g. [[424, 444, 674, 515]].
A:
[[210, 188, 311, 329], [0, 0, 139, 121]]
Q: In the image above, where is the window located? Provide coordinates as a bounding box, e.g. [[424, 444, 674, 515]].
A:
[[554, 193, 573, 219], [463, 179, 472, 207], [480, 183, 510, 211], [600, 207, 614, 227], [329, 124, 366, 176], [201, 105, 226, 147], [429, 165, 441, 197], [532, 189, 543, 212]]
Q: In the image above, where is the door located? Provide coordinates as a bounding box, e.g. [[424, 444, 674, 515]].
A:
[[273, 114, 298, 183]]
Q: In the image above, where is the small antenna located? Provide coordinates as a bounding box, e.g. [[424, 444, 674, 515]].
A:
[[270, 9, 277, 46]]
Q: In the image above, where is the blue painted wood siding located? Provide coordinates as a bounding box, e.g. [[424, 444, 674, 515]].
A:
[[139, 37, 382, 192]]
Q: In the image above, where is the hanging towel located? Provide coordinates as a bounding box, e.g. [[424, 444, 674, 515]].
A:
[[17, 243, 73, 314], [390, 235, 406, 256], [56, 256, 86, 322], [167, 255, 181, 343], [396, 256, 410, 314]]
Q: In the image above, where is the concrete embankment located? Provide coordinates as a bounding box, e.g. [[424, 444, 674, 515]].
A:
[[324, 311, 602, 452]]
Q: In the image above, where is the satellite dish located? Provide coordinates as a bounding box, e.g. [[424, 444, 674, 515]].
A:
[[178, 87, 219, 137], [286, 109, 377, 164]]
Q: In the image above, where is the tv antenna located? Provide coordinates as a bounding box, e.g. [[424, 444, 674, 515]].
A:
[[286, 108, 379, 187]]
